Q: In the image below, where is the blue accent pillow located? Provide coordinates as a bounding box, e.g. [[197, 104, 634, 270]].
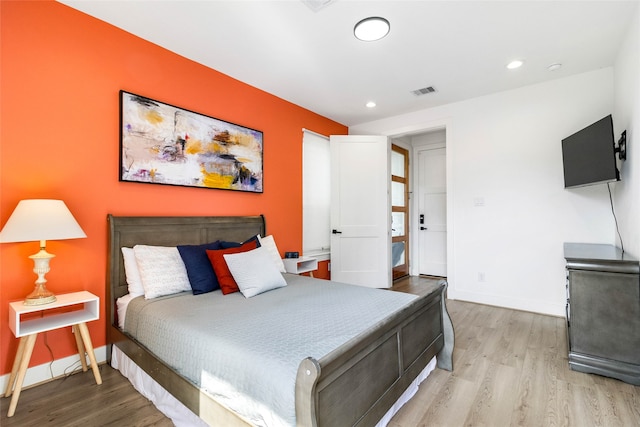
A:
[[177, 241, 222, 294], [220, 234, 261, 249]]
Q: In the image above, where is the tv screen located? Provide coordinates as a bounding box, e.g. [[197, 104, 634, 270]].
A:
[[562, 115, 619, 188]]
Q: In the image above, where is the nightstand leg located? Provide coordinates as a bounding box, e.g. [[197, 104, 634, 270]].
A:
[[4, 336, 27, 397], [7, 333, 37, 417], [76, 322, 102, 385], [72, 325, 88, 372]]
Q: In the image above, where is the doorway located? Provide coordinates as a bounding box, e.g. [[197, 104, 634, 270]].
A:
[[416, 145, 447, 277], [395, 128, 447, 280], [391, 144, 409, 279]]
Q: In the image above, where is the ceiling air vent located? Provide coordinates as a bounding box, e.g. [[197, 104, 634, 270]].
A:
[[411, 86, 436, 96], [301, 0, 337, 12]]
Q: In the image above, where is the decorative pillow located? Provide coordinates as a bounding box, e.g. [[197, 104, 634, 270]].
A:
[[121, 247, 145, 297], [224, 247, 287, 298], [133, 245, 192, 299], [177, 241, 222, 294], [220, 234, 260, 249], [206, 240, 258, 295], [257, 235, 286, 273]]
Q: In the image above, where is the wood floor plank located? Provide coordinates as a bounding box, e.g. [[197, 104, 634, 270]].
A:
[[464, 361, 520, 426], [527, 313, 558, 352], [490, 310, 534, 369], [511, 349, 558, 427], [619, 388, 640, 424], [417, 375, 479, 427]]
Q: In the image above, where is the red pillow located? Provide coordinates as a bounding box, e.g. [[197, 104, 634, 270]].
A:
[[206, 240, 258, 294]]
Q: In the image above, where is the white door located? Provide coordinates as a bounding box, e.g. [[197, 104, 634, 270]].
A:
[[418, 147, 447, 276], [330, 135, 391, 288]]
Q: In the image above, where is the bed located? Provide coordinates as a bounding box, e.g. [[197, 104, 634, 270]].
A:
[[106, 214, 454, 426]]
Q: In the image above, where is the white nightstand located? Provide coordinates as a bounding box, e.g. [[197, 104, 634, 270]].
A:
[[4, 291, 102, 417], [283, 256, 318, 276]]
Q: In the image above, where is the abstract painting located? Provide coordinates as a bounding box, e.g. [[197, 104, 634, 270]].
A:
[[120, 91, 263, 192]]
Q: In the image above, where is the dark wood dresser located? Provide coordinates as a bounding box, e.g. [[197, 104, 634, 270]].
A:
[[564, 242, 640, 385]]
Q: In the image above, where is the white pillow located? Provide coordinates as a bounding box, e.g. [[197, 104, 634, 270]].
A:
[[121, 247, 145, 297], [116, 293, 135, 329], [224, 247, 287, 298], [133, 245, 191, 299], [257, 234, 286, 273]]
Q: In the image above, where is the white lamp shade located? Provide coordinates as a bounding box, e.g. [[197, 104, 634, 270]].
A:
[[0, 199, 87, 243]]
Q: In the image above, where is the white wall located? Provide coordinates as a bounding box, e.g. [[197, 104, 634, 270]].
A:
[[351, 69, 617, 316], [613, 5, 640, 258]]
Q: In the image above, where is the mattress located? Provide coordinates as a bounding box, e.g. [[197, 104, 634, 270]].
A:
[[121, 274, 418, 426]]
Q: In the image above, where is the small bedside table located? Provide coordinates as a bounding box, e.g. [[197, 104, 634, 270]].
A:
[[4, 291, 102, 417], [283, 256, 318, 276]]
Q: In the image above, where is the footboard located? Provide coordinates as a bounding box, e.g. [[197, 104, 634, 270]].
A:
[[295, 281, 454, 427]]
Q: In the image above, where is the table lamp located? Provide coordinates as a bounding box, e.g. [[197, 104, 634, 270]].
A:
[[0, 199, 87, 305]]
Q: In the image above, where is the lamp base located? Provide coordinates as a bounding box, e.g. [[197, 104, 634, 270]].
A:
[[24, 284, 57, 306], [24, 246, 57, 305]]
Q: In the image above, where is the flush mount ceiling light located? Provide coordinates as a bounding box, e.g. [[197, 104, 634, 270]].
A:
[[506, 60, 524, 69], [354, 17, 390, 42], [366, 101, 377, 108]]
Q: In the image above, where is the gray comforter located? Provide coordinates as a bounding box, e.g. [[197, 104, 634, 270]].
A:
[[124, 274, 417, 426]]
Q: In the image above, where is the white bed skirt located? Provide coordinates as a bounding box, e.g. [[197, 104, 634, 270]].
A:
[[111, 345, 436, 427], [111, 346, 209, 427], [375, 356, 436, 427]]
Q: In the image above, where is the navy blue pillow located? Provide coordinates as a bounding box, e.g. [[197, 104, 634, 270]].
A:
[[220, 234, 261, 249], [177, 241, 222, 294]]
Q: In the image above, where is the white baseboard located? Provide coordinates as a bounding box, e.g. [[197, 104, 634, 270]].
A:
[[448, 289, 565, 317], [0, 345, 108, 392]]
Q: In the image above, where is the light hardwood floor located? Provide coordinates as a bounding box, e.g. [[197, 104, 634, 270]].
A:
[[0, 362, 172, 426], [2, 276, 639, 426], [390, 276, 640, 427]]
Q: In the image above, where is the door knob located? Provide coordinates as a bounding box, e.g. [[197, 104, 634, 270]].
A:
[[420, 226, 427, 230], [332, 229, 343, 234]]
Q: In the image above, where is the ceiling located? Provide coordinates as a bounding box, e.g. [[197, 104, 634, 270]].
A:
[[58, 0, 638, 127]]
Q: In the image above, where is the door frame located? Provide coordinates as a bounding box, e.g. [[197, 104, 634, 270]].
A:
[[380, 119, 454, 295]]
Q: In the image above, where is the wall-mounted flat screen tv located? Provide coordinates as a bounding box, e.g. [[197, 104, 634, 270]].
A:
[[562, 115, 619, 188]]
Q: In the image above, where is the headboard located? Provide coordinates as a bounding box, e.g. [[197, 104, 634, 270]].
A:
[[106, 214, 266, 334]]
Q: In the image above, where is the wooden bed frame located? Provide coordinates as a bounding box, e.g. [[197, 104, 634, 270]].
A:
[[107, 214, 454, 427]]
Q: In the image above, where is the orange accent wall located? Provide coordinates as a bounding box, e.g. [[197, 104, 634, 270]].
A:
[[0, 0, 346, 375]]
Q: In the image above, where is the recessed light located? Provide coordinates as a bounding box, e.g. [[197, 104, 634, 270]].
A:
[[366, 101, 377, 108], [547, 63, 562, 72], [506, 60, 524, 70], [354, 17, 390, 42]]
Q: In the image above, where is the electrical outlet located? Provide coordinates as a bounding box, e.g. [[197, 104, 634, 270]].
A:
[[477, 272, 486, 282]]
